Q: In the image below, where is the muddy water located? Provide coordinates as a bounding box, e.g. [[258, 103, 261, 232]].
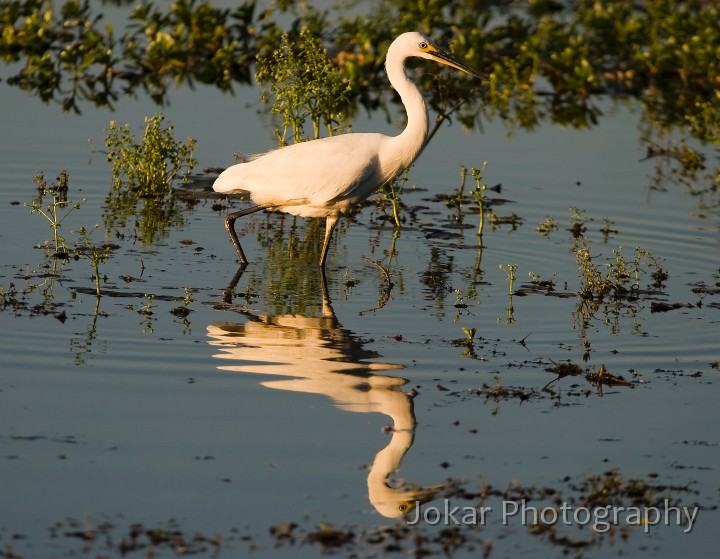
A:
[[0, 78, 718, 557]]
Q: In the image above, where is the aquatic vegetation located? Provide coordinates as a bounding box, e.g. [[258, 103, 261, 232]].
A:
[[256, 29, 351, 145], [574, 240, 664, 301], [526, 270, 557, 292], [599, 217, 618, 242], [499, 263, 518, 296], [2, 0, 718, 210], [105, 114, 197, 195], [470, 164, 488, 237], [443, 163, 489, 236], [3, 461, 704, 558], [536, 216, 559, 236], [378, 170, 409, 228], [499, 263, 518, 324], [25, 171, 116, 301], [28, 170, 80, 258], [102, 113, 197, 244], [572, 237, 668, 357], [2, 0, 717, 143], [74, 225, 113, 298], [1, 8, 716, 557], [0, 0, 257, 111], [444, 166, 470, 223]]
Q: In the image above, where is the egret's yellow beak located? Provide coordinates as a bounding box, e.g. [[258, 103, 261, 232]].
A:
[[426, 45, 488, 81]]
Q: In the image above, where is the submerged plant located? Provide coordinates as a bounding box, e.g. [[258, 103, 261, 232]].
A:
[[74, 226, 113, 297], [499, 263, 518, 324], [378, 170, 408, 228], [445, 162, 489, 233], [499, 264, 518, 296], [25, 171, 116, 306], [470, 163, 488, 237], [574, 239, 656, 301], [105, 113, 197, 195], [28, 170, 82, 258], [536, 216, 559, 236], [445, 166, 469, 222]]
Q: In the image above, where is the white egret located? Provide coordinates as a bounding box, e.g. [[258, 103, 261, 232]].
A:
[[213, 31, 486, 267]]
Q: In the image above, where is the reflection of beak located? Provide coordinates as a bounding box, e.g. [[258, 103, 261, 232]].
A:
[[428, 47, 488, 81]]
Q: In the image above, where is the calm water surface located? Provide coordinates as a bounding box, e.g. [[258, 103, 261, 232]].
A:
[[0, 66, 718, 558]]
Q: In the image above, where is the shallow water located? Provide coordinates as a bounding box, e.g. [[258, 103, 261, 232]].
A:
[[1, 60, 718, 558]]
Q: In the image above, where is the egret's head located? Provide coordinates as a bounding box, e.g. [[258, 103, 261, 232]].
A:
[[396, 31, 487, 81]]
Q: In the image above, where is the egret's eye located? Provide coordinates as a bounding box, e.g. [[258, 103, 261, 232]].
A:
[[399, 504, 408, 512], [419, 42, 428, 50]]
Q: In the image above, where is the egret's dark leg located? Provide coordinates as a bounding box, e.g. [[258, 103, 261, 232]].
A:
[[319, 215, 339, 268], [221, 264, 248, 303], [224, 204, 272, 263]]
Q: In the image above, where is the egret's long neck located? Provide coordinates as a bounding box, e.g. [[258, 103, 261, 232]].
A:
[[384, 44, 429, 168]]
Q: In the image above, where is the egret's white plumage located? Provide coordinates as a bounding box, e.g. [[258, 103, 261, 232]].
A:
[[213, 31, 485, 267]]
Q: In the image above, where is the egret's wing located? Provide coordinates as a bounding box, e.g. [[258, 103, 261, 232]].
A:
[[213, 133, 387, 206]]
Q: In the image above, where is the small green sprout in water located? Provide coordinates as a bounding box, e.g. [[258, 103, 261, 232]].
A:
[[499, 264, 518, 295], [343, 269, 359, 288], [139, 294, 155, 316], [489, 211, 523, 229], [600, 217, 618, 241], [28, 170, 83, 258], [445, 166, 468, 222], [105, 113, 197, 196], [452, 288, 468, 322], [74, 225, 113, 298], [453, 288, 466, 307], [171, 288, 194, 319], [536, 216, 558, 236], [568, 206, 587, 239], [451, 326, 478, 358], [379, 170, 408, 228], [499, 264, 518, 324], [138, 294, 156, 333], [170, 288, 194, 334], [461, 327, 476, 343], [528, 270, 557, 291], [445, 162, 488, 232], [470, 163, 488, 238]]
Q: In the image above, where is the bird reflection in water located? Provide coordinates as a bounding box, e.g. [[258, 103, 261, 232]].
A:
[[207, 269, 444, 518]]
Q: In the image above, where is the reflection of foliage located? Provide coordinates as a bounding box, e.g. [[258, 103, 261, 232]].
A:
[[3, 0, 718, 197], [2, 0, 717, 140], [256, 29, 351, 145], [0, 0, 258, 111], [102, 187, 189, 245], [246, 215, 329, 315], [641, 125, 719, 210], [69, 300, 105, 366]]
